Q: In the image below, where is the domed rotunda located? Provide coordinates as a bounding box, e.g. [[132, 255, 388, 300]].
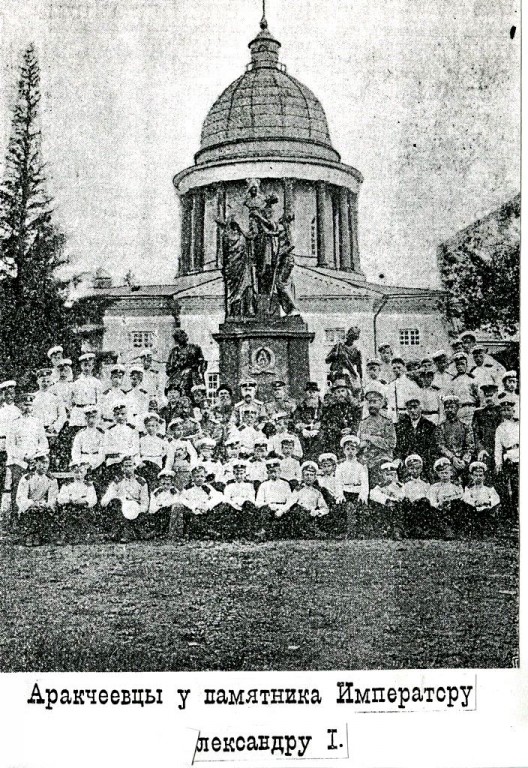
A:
[[174, 13, 364, 277]]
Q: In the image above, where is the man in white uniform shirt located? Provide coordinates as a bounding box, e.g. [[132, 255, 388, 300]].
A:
[[71, 406, 105, 486], [6, 392, 48, 522], [431, 350, 454, 393], [494, 398, 519, 512], [255, 457, 293, 538], [102, 401, 140, 487], [222, 459, 258, 538], [70, 353, 104, 429], [170, 464, 225, 539], [48, 345, 73, 383], [100, 364, 127, 427], [101, 455, 149, 542], [0, 381, 20, 500], [32, 368, 67, 469], [386, 357, 421, 423], [125, 365, 150, 430]]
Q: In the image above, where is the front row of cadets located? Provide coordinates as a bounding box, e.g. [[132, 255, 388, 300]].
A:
[[14, 435, 505, 547]]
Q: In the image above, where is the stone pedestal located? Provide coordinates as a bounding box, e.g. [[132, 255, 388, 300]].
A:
[[213, 312, 314, 402]]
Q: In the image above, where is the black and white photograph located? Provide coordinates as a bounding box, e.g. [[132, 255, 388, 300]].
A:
[[0, 0, 520, 683]]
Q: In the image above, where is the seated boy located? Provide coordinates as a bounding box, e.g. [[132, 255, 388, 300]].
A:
[[137, 412, 169, 489], [267, 412, 303, 459], [335, 435, 369, 537], [281, 461, 329, 539], [246, 439, 269, 488], [100, 455, 149, 543], [148, 468, 179, 538], [402, 454, 431, 538], [222, 459, 258, 539], [369, 460, 405, 538], [222, 437, 242, 483], [279, 436, 302, 489], [169, 464, 225, 539], [427, 457, 464, 539], [462, 460, 500, 538], [195, 436, 225, 489], [317, 453, 344, 504], [255, 456, 293, 539], [16, 450, 59, 546], [57, 460, 98, 544]]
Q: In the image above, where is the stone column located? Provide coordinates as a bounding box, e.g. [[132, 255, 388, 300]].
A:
[[283, 178, 294, 218], [315, 180, 327, 267], [347, 189, 360, 272], [180, 193, 193, 275], [216, 182, 226, 267], [338, 187, 352, 271], [192, 189, 205, 272]]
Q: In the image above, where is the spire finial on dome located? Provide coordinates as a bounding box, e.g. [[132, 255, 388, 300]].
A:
[[249, 0, 281, 68], [261, 0, 267, 28]]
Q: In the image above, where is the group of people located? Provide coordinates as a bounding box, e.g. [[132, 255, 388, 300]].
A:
[[0, 328, 519, 546]]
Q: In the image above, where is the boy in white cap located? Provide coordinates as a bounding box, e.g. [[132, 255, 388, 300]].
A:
[[462, 461, 500, 537], [402, 454, 431, 538], [57, 460, 98, 543], [101, 455, 149, 543], [102, 401, 140, 488], [148, 469, 179, 538], [267, 411, 303, 459], [48, 345, 73, 382], [222, 459, 258, 538], [427, 458, 463, 538], [165, 437, 193, 491], [137, 413, 169, 489], [497, 371, 519, 420], [195, 436, 225, 487], [0, 380, 20, 500], [100, 364, 127, 427], [6, 392, 49, 522], [246, 439, 269, 487], [369, 460, 406, 538], [278, 436, 302, 489], [70, 353, 103, 429], [255, 456, 293, 537], [494, 398, 519, 514], [280, 461, 328, 538], [335, 434, 369, 537], [317, 453, 345, 507], [169, 464, 225, 539], [71, 405, 105, 488], [16, 450, 59, 545]]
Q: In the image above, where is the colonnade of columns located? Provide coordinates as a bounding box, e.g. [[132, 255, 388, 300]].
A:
[[178, 178, 360, 275]]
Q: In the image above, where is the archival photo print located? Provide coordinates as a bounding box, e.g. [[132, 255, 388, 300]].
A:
[[0, 0, 520, 673]]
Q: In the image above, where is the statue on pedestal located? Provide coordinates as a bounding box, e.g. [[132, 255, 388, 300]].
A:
[[166, 329, 207, 397], [216, 178, 298, 319]]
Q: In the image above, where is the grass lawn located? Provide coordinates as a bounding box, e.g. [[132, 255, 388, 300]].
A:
[[0, 538, 518, 671]]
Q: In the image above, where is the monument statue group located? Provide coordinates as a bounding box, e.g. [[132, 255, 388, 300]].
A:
[[217, 179, 298, 318]]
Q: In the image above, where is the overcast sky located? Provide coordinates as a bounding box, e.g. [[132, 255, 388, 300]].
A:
[[0, 0, 520, 287]]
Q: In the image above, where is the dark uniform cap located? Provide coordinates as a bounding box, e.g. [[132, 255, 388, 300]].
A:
[[18, 392, 35, 404], [305, 381, 320, 392]]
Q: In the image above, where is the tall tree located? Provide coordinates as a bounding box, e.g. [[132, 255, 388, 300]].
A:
[[438, 195, 520, 338], [0, 44, 76, 386]]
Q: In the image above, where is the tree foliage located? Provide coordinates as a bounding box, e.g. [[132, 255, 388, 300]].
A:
[[438, 195, 520, 338], [0, 44, 77, 385]]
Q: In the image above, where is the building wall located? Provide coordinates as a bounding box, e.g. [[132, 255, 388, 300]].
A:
[[101, 295, 449, 395]]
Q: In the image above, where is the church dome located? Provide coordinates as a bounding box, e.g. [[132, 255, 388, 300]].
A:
[[196, 17, 340, 164]]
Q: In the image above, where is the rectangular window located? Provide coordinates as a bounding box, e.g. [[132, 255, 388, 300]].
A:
[[206, 372, 220, 405], [399, 328, 420, 346], [325, 328, 346, 344], [128, 331, 154, 349]]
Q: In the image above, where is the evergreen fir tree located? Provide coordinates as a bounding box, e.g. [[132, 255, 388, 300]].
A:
[[0, 44, 76, 386]]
